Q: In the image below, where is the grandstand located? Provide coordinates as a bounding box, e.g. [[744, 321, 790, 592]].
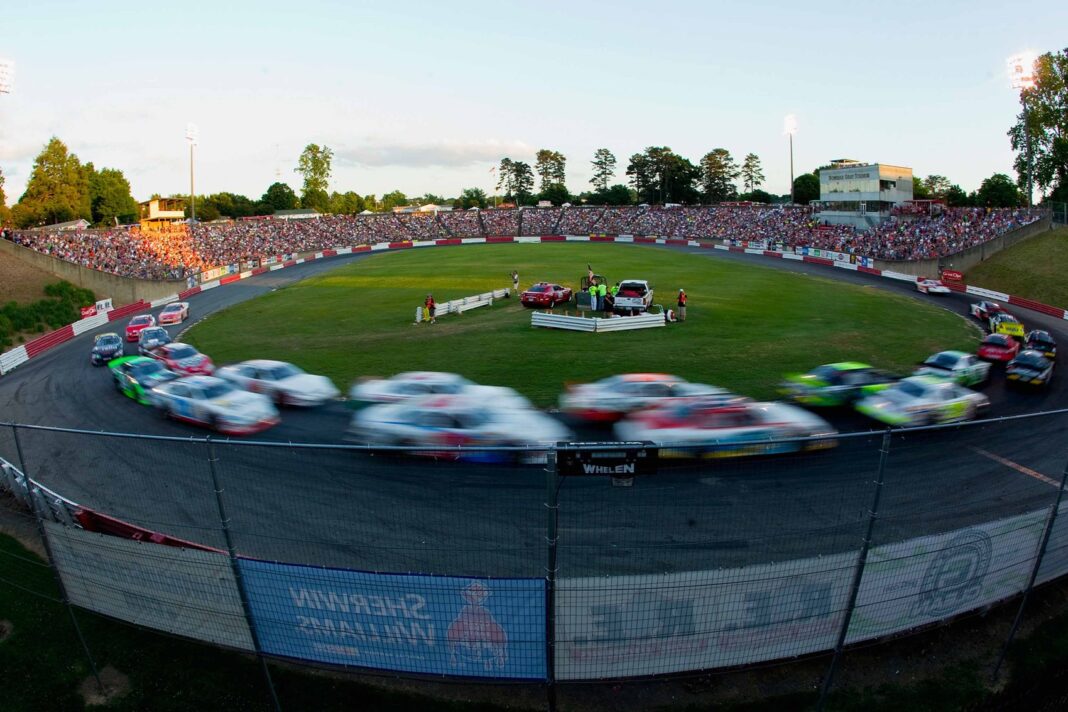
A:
[[1, 205, 1046, 281]]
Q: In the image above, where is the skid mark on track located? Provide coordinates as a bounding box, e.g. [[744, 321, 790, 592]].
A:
[[972, 447, 1060, 488]]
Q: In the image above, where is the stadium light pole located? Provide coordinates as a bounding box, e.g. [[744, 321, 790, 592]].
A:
[[0, 57, 14, 96], [784, 114, 798, 204], [1007, 53, 1037, 208], [186, 123, 199, 222]]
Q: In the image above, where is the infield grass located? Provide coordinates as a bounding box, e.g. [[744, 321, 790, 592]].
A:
[[964, 226, 1068, 309], [185, 243, 978, 405]]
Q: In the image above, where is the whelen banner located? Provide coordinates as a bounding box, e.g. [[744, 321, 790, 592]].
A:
[[845, 509, 1046, 643], [237, 558, 547, 679], [554, 550, 858, 679], [44, 521, 254, 651]]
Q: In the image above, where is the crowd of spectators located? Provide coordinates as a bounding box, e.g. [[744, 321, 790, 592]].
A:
[[518, 207, 561, 236], [3, 205, 1044, 281]]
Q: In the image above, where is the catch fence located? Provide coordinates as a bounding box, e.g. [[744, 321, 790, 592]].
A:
[[2, 412, 1068, 710]]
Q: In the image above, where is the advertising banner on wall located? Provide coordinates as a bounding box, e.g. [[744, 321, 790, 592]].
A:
[[555, 551, 857, 679], [238, 559, 547, 679], [200, 265, 229, 282], [845, 509, 1046, 644], [44, 521, 254, 651]]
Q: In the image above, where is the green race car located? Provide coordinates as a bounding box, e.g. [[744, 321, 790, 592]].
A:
[[108, 355, 181, 405], [781, 362, 898, 407]]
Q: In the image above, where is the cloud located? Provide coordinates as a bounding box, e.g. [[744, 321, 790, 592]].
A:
[[335, 139, 535, 168]]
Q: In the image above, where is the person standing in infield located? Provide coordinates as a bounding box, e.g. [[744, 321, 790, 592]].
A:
[[677, 289, 687, 322], [511, 270, 519, 295]]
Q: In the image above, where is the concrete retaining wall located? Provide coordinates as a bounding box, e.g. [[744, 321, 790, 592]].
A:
[[0, 238, 187, 304]]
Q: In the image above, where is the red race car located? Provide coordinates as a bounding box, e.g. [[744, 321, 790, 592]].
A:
[[977, 333, 1020, 362], [520, 282, 572, 308], [125, 314, 156, 342], [148, 342, 215, 375]]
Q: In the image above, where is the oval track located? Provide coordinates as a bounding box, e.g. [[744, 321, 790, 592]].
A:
[[2, 244, 1067, 577]]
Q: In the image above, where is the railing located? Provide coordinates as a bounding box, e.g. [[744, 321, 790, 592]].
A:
[[2, 412, 1067, 708]]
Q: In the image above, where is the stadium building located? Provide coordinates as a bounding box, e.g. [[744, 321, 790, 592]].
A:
[[811, 160, 913, 230]]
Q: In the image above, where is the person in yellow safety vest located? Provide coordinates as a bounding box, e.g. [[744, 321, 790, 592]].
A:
[[587, 284, 598, 311], [596, 282, 607, 312], [611, 283, 620, 297]]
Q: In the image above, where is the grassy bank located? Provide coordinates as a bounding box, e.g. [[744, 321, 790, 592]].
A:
[[185, 243, 977, 405], [965, 227, 1068, 309]]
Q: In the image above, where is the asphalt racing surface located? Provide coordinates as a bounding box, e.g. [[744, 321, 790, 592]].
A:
[[2, 244, 1067, 577]]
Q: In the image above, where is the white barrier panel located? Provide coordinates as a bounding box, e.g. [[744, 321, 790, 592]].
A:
[[516, 237, 541, 244], [845, 508, 1046, 644], [337, 246, 353, 255], [565, 236, 590, 242], [44, 521, 255, 652], [615, 237, 634, 243], [714, 244, 729, 251], [371, 243, 390, 251], [201, 279, 222, 289], [531, 312, 665, 333], [880, 271, 919, 282], [150, 294, 180, 308], [744, 248, 764, 255], [0, 345, 30, 375], [782, 253, 804, 261], [1, 459, 31, 506], [833, 261, 859, 271], [413, 241, 435, 248], [555, 550, 857, 679], [688, 240, 700, 247], [966, 285, 1011, 302], [71, 312, 110, 336], [461, 238, 486, 245]]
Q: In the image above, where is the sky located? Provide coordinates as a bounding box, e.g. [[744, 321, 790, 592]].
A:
[[2, 0, 1066, 205]]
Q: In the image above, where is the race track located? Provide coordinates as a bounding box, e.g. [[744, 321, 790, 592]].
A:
[[2, 243, 1066, 578]]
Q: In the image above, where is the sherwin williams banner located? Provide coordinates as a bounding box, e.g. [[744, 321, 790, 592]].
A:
[[238, 558, 547, 679]]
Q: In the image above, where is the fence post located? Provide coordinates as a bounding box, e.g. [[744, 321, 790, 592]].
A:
[[544, 449, 560, 712], [12, 423, 105, 694], [991, 451, 1068, 681], [205, 436, 283, 712], [817, 428, 892, 710]]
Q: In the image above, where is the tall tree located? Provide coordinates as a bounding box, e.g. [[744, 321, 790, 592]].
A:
[[792, 173, 820, 204], [739, 153, 765, 193], [260, 182, 300, 211], [381, 190, 408, 211], [329, 191, 364, 215], [912, 176, 930, 200], [13, 137, 91, 228], [534, 149, 567, 191], [944, 184, 970, 207], [590, 148, 617, 192], [496, 158, 535, 203], [538, 182, 570, 206], [699, 149, 740, 203], [87, 165, 138, 225], [974, 173, 1023, 207], [626, 147, 699, 204], [1007, 48, 1068, 201], [922, 175, 952, 199], [458, 187, 488, 209], [294, 143, 333, 206], [0, 166, 10, 226]]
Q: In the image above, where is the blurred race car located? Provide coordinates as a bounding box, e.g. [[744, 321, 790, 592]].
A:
[[348, 394, 571, 463], [137, 326, 172, 356], [90, 332, 125, 366], [559, 373, 733, 422], [913, 350, 990, 387], [150, 375, 279, 435], [970, 300, 1007, 323], [977, 333, 1020, 362], [216, 359, 340, 406], [916, 277, 951, 295], [781, 362, 898, 407], [125, 314, 156, 341], [1025, 330, 1057, 360], [109, 355, 180, 404], [989, 313, 1025, 340], [520, 282, 572, 308], [349, 371, 528, 409], [855, 375, 990, 427], [158, 301, 190, 325], [1006, 350, 1055, 388], [148, 342, 215, 375], [614, 398, 837, 458]]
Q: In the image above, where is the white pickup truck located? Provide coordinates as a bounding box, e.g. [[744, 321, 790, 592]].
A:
[[612, 280, 654, 315]]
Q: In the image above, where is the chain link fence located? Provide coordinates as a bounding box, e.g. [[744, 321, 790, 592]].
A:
[[2, 412, 1068, 710]]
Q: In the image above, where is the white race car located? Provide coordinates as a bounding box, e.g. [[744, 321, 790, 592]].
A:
[[216, 359, 340, 406], [150, 375, 280, 435], [348, 394, 571, 463], [615, 398, 837, 457], [159, 301, 190, 325], [916, 278, 951, 295], [855, 375, 989, 427], [559, 373, 733, 422], [349, 371, 529, 409]]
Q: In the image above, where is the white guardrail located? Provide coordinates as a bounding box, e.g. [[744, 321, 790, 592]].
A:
[[531, 309, 667, 333], [414, 288, 511, 323]]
